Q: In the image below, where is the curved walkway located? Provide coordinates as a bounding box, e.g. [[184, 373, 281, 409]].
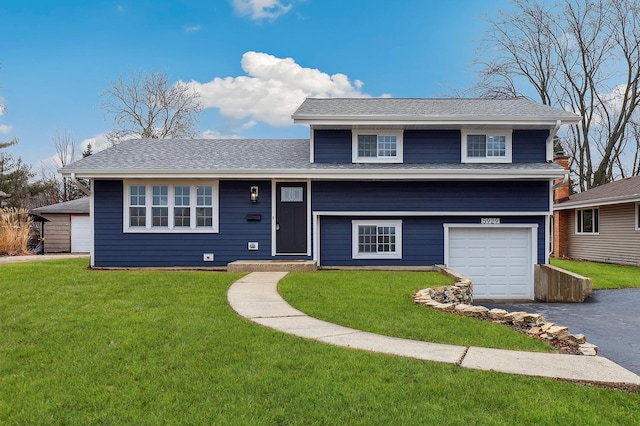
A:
[[227, 272, 640, 386]]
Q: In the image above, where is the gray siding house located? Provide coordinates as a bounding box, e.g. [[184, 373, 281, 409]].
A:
[[61, 97, 580, 300], [554, 175, 640, 265]]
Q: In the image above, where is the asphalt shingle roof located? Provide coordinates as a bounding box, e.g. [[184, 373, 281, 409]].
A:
[[60, 97, 576, 177], [63, 139, 310, 171], [32, 197, 90, 214], [558, 176, 640, 207], [292, 98, 581, 122], [61, 138, 563, 177]]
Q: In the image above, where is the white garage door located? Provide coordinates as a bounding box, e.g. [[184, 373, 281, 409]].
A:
[[71, 215, 91, 253], [446, 226, 534, 300]]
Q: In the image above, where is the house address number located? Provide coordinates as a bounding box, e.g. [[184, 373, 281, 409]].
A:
[[481, 218, 500, 224]]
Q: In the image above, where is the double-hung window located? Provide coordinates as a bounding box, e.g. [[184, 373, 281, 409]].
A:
[[152, 185, 169, 227], [124, 181, 218, 232], [352, 220, 402, 259], [174, 186, 191, 227], [196, 186, 213, 227], [461, 129, 512, 163], [576, 208, 599, 234], [129, 185, 146, 227], [352, 130, 403, 163]]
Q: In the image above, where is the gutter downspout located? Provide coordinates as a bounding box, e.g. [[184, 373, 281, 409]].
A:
[[547, 119, 563, 259], [546, 119, 562, 162], [551, 121, 569, 190], [71, 173, 92, 196]]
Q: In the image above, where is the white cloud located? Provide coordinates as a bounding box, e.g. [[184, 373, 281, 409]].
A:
[[200, 129, 242, 139], [587, 84, 629, 126], [600, 84, 627, 113], [185, 25, 202, 33], [231, 0, 292, 21], [0, 99, 11, 134], [79, 133, 111, 155], [185, 51, 369, 127], [37, 133, 111, 175]]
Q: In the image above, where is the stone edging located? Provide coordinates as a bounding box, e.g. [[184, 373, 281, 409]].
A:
[[413, 265, 598, 356]]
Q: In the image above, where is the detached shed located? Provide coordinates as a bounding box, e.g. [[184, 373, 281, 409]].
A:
[[31, 197, 90, 253]]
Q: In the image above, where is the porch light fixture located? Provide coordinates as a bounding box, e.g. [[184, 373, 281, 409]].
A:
[[250, 186, 259, 203]]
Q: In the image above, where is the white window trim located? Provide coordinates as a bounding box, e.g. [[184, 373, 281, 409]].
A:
[[636, 203, 640, 231], [351, 220, 402, 259], [123, 180, 219, 233], [461, 129, 512, 163], [575, 207, 599, 235], [352, 129, 403, 163]]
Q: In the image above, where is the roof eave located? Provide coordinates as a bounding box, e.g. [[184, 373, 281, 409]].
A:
[[292, 116, 581, 127], [554, 194, 640, 210], [61, 167, 566, 180]]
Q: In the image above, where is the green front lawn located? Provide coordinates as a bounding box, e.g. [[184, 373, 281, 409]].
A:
[[1, 259, 639, 424], [551, 258, 640, 289], [279, 270, 552, 352]]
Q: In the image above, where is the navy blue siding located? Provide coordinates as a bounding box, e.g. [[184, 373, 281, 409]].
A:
[[403, 130, 460, 162], [313, 128, 549, 163], [512, 129, 549, 163], [93, 180, 293, 267], [319, 215, 546, 266], [313, 181, 550, 212], [313, 129, 352, 163]]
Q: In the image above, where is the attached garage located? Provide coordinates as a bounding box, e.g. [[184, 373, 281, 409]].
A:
[[445, 225, 537, 300]]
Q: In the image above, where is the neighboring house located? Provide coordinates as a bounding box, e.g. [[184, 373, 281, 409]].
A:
[[60, 98, 580, 300], [31, 197, 91, 253], [554, 172, 640, 266]]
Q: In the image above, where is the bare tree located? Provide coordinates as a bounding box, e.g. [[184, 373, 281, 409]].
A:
[[101, 71, 202, 145], [51, 129, 81, 202], [474, 0, 640, 191]]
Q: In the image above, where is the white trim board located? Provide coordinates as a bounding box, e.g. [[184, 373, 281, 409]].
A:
[[313, 211, 551, 216]]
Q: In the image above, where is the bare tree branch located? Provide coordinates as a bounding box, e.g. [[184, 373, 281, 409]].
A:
[[473, 0, 640, 191], [101, 71, 202, 145]]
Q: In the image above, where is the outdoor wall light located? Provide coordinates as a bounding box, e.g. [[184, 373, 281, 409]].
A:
[[250, 186, 259, 203]]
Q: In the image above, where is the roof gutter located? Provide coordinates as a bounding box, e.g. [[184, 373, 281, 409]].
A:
[[62, 168, 567, 181], [71, 172, 92, 196]]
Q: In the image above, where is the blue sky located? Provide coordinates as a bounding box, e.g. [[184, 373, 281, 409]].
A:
[[0, 0, 512, 172]]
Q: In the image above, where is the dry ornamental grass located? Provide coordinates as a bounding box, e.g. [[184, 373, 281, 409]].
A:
[[0, 207, 33, 256]]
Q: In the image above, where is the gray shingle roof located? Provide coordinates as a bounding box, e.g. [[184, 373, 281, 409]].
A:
[[32, 197, 90, 214], [292, 98, 581, 122], [60, 138, 564, 178], [556, 176, 640, 208], [63, 139, 310, 171]]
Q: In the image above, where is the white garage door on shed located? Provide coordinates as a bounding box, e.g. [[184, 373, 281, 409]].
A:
[[445, 225, 536, 300], [71, 215, 92, 253]]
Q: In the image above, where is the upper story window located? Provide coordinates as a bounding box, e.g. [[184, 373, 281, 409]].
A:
[[352, 130, 403, 163], [576, 208, 599, 234], [124, 181, 219, 233], [461, 129, 512, 163]]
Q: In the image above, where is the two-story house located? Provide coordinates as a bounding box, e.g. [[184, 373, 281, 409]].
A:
[[61, 97, 580, 300]]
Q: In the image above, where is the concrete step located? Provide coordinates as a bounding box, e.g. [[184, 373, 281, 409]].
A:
[[227, 260, 317, 272]]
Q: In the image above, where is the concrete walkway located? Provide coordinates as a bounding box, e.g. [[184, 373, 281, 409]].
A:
[[0, 253, 89, 263], [228, 272, 640, 386]]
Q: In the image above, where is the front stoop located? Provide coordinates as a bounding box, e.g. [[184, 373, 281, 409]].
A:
[[227, 260, 317, 272]]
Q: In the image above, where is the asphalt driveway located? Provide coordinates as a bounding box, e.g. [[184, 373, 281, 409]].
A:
[[484, 289, 640, 375]]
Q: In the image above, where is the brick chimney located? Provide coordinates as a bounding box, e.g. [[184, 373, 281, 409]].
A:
[[553, 155, 570, 258]]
